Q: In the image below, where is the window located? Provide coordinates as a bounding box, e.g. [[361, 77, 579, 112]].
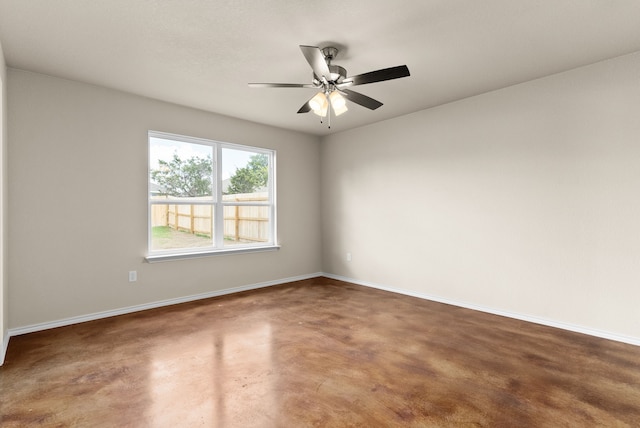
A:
[[147, 131, 277, 261]]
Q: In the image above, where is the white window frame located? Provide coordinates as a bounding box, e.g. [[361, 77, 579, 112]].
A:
[[146, 131, 278, 262]]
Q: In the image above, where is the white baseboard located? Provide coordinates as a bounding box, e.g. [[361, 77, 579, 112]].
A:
[[7, 272, 324, 339], [322, 273, 640, 347], [5, 271, 637, 359], [1, 330, 9, 366]]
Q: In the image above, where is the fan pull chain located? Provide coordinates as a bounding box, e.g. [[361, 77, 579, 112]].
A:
[[319, 102, 332, 129]]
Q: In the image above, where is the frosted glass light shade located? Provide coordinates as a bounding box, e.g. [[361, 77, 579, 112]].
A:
[[329, 91, 349, 116], [309, 92, 328, 117], [329, 91, 346, 109], [330, 91, 348, 116], [332, 103, 348, 116]]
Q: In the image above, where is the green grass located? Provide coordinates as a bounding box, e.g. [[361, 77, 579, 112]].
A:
[[152, 226, 173, 239], [153, 226, 211, 240]]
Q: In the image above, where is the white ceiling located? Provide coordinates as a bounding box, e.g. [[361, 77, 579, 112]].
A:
[[1, 1, 640, 136]]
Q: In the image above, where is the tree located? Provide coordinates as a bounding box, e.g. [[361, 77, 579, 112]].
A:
[[226, 154, 268, 194], [151, 153, 212, 197]]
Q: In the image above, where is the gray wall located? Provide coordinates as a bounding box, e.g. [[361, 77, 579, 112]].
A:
[[0, 38, 7, 360], [321, 52, 640, 341], [8, 70, 321, 328], [6, 51, 640, 346]]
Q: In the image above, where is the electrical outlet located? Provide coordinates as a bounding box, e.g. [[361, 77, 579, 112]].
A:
[[346, 252, 352, 262], [128, 271, 137, 282]]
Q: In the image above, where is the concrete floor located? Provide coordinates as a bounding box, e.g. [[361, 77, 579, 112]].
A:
[[2, 277, 639, 427]]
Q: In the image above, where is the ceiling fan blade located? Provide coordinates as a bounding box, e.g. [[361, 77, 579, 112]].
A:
[[249, 83, 316, 88], [341, 89, 383, 110], [299, 45, 331, 81], [340, 65, 410, 87], [297, 100, 312, 114]]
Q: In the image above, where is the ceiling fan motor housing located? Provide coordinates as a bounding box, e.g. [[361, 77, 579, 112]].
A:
[[328, 64, 346, 83], [317, 46, 347, 83], [315, 65, 347, 85]]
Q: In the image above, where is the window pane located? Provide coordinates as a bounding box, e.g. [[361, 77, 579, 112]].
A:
[[222, 148, 269, 198], [223, 205, 270, 247], [150, 204, 214, 251], [148, 131, 275, 257], [150, 137, 214, 200]]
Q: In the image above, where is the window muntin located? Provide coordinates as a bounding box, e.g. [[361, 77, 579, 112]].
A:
[[148, 131, 275, 259]]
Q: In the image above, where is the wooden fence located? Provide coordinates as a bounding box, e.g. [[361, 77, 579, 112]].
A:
[[151, 193, 269, 243]]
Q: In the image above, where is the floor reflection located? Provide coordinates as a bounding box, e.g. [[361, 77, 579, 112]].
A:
[[148, 322, 274, 427]]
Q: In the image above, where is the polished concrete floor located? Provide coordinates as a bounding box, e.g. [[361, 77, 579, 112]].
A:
[[2, 277, 640, 427]]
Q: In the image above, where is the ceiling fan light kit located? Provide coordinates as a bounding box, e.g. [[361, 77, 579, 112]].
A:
[[249, 44, 410, 128]]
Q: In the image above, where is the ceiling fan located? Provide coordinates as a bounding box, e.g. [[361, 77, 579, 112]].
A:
[[249, 45, 410, 127]]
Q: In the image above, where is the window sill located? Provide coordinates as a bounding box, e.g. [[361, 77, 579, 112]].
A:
[[145, 245, 280, 263]]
